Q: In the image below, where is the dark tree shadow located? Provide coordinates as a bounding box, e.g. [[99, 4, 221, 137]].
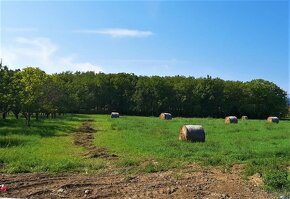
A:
[[0, 114, 90, 137], [0, 138, 27, 148]]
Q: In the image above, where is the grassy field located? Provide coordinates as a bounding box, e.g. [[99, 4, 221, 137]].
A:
[[0, 114, 105, 173], [0, 114, 289, 191]]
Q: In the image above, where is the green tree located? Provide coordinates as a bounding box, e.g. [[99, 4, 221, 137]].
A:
[[0, 65, 16, 119], [133, 76, 157, 116], [17, 67, 48, 126], [1, 65, 288, 122], [246, 79, 288, 118]]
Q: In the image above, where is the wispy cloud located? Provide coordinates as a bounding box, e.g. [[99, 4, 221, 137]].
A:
[[58, 56, 103, 73], [1, 37, 103, 73], [3, 27, 38, 32], [75, 28, 153, 38], [99, 58, 189, 77]]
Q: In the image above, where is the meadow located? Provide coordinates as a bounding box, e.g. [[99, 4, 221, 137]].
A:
[[0, 114, 289, 192]]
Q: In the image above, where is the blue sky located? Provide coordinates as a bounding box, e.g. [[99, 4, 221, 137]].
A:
[[0, 1, 289, 93]]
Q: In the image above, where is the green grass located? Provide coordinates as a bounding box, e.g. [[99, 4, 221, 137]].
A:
[[93, 115, 290, 192], [0, 114, 105, 173], [0, 114, 290, 192]]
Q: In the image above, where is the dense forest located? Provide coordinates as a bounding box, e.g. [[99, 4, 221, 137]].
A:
[[0, 65, 288, 126]]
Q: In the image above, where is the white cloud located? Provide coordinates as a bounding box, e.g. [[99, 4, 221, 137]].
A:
[[0, 37, 103, 73], [99, 58, 188, 77], [75, 28, 153, 38], [59, 56, 103, 72]]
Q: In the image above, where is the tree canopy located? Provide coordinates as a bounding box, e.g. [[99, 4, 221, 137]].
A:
[[0, 65, 288, 125]]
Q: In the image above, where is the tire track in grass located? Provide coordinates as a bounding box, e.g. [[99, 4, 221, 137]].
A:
[[73, 120, 118, 159]]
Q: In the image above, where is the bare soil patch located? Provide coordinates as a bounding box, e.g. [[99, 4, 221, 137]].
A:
[[0, 164, 276, 199], [74, 121, 117, 159]]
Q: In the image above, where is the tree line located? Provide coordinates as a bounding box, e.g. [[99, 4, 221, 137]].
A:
[[0, 65, 288, 126]]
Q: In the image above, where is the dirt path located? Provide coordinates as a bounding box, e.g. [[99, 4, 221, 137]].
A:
[[74, 120, 117, 159], [0, 164, 276, 199], [0, 121, 277, 198]]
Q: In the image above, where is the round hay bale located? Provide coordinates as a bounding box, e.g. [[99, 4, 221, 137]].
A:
[[179, 125, 205, 142], [267, 116, 279, 123], [225, 116, 238, 124], [241, 116, 248, 120], [111, 112, 119, 118], [159, 113, 172, 120]]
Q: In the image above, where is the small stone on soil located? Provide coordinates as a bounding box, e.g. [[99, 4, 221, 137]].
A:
[[57, 188, 64, 193]]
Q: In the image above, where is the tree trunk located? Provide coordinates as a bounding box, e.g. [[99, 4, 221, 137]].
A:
[[2, 112, 7, 119], [27, 113, 31, 127], [13, 110, 20, 119], [23, 112, 31, 127]]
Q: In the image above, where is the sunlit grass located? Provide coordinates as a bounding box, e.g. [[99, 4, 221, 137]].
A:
[[1, 114, 289, 192], [0, 114, 102, 173], [94, 115, 290, 192]]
